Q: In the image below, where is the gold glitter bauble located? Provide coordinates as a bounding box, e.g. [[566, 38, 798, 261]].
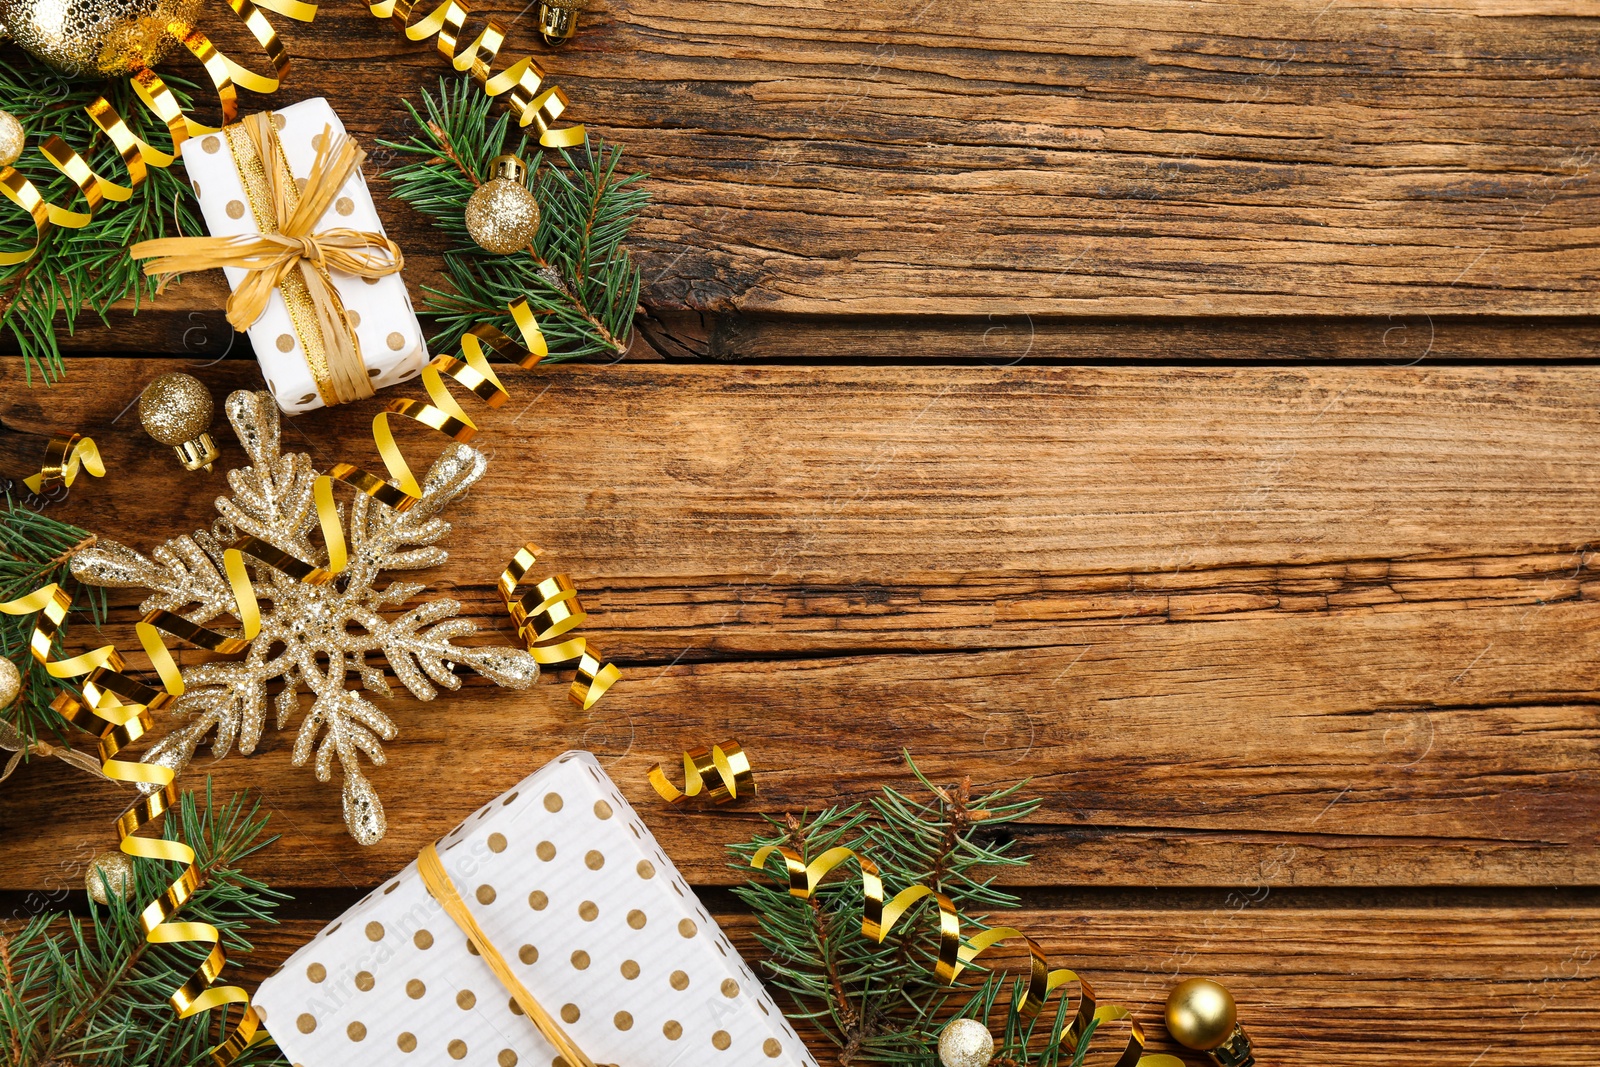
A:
[[937, 1018, 994, 1067], [1165, 977, 1237, 1051], [140, 371, 220, 470], [85, 849, 136, 904], [0, 0, 203, 79], [465, 155, 540, 255], [139, 372, 213, 444], [0, 109, 23, 169], [0, 657, 20, 708]]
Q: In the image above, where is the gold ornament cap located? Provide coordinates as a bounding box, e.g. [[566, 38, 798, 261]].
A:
[[537, 0, 583, 45], [139, 372, 220, 471], [0, 108, 23, 169], [1166, 977, 1237, 1050]]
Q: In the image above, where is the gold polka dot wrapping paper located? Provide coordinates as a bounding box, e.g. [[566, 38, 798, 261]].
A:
[[176, 97, 430, 414], [253, 751, 819, 1067]]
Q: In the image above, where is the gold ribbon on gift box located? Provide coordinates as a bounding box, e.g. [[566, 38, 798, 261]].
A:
[[131, 114, 405, 409]]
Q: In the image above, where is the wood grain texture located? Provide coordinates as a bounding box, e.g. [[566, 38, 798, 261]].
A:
[[2, 357, 1598, 893], [213, 907, 1599, 1065], [11, 0, 1599, 355]]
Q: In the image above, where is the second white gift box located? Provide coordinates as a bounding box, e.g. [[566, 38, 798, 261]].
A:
[[254, 750, 818, 1067]]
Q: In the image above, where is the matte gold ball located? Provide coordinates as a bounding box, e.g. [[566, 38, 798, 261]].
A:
[[85, 850, 135, 904], [0, 109, 23, 169], [937, 1018, 994, 1067], [465, 155, 540, 255], [139, 372, 214, 446], [0, 657, 20, 708], [0, 0, 203, 78], [1166, 977, 1238, 1051]]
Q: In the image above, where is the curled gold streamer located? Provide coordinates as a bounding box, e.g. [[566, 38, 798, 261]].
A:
[[367, 0, 585, 147], [22, 433, 105, 494], [0, 0, 310, 266], [498, 542, 620, 710], [750, 843, 1183, 1066], [649, 741, 754, 805], [0, 584, 262, 1061]]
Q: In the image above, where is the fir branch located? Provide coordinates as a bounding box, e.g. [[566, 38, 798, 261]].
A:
[[0, 783, 292, 1067], [0, 58, 203, 379], [0, 493, 106, 752], [382, 77, 649, 361], [733, 753, 1058, 1067]]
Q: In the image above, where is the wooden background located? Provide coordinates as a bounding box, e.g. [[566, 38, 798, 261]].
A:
[[4, 0, 1600, 1063]]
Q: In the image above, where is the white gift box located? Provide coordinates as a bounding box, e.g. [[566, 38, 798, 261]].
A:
[[255, 751, 819, 1067], [182, 97, 428, 415]]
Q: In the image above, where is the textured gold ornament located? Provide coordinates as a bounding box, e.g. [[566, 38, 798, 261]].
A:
[[937, 1018, 994, 1067], [466, 154, 540, 254], [1166, 978, 1256, 1066], [536, 0, 583, 46], [72, 390, 541, 845], [85, 848, 136, 903], [0, 0, 202, 78], [139, 371, 221, 471], [0, 108, 23, 169], [0, 656, 19, 708]]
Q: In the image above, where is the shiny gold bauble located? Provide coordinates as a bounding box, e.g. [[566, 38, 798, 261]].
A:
[[0, 657, 20, 708], [937, 1018, 994, 1067], [0, 0, 204, 79], [140, 371, 220, 470], [465, 154, 540, 254], [85, 849, 136, 904], [1165, 977, 1238, 1051], [0, 108, 23, 169]]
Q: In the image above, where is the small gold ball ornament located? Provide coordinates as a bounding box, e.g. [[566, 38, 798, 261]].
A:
[[139, 372, 220, 471], [465, 155, 540, 255], [937, 1018, 994, 1067], [1166, 978, 1256, 1066], [0, 108, 24, 169], [85, 850, 136, 904], [0, 657, 21, 708], [0, 0, 204, 78]]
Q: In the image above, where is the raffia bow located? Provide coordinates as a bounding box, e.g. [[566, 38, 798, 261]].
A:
[[131, 114, 404, 406]]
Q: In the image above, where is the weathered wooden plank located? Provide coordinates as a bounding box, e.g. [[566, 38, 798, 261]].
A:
[[219, 908, 1596, 1066], [2, 358, 1599, 889], [12, 0, 1599, 353]]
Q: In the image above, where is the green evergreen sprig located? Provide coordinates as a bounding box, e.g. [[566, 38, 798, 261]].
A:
[[382, 77, 648, 361], [0, 494, 106, 751], [0, 58, 204, 380], [0, 783, 292, 1067], [733, 755, 1094, 1067]]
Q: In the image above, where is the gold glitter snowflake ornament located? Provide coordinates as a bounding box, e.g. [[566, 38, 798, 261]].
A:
[[71, 391, 539, 844]]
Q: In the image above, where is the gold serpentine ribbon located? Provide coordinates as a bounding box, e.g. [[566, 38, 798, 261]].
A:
[[21, 433, 105, 494], [0, 583, 264, 1063], [649, 741, 754, 805], [418, 843, 604, 1067], [498, 543, 620, 710], [369, 0, 585, 147], [751, 844, 1184, 1067], [0, 0, 313, 266]]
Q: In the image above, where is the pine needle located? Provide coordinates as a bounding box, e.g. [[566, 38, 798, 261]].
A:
[[381, 77, 649, 361]]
